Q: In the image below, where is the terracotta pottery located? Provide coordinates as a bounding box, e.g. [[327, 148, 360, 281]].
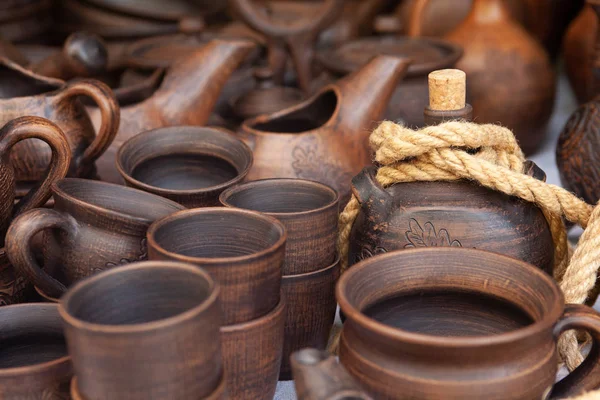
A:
[[564, 4, 597, 104], [0, 58, 119, 184], [291, 349, 372, 400], [59, 261, 223, 400], [83, 0, 222, 21], [0, 303, 72, 399], [221, 298, 285, 400], [117, 126, 253, 207], [319, 0, 389, 47], [147, 207, 286, 325], [443, 0, 556, 155], [318, 36, 462, 128], [89, 39, 256, 184], [0, 0, 53, 43], [0, 247, 32, 306], [0, 37, 28, 66], [237, 55, 411, 201], [338, 247, 600, 399], [5, 178, 185, 299]]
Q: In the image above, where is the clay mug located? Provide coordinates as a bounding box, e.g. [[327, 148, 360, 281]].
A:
[[147, 207, 286, 325], [59, 261, 224, 400], [6, 178, 185, 300], [0, 303, 72, 399], [117, 126, 253, 208], [0, 116, 71, 244], [338, 247, 600, 399]]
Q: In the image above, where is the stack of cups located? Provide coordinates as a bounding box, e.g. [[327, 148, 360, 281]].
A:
[[220, 178, 340, 379]]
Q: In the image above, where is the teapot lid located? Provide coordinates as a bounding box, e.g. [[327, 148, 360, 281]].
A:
[[318, 37, 462, 77]]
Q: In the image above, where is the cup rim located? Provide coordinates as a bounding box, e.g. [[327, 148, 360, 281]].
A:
[[281, 254, 340, 280], [219, 178, 339, 217], [59, 261, 220, 334], [337, 248, 564, 348], [147, 207, 287, 264], [0, 303, 71, 378], [220, 296, 285, 332], [115, 125, 253, 196]]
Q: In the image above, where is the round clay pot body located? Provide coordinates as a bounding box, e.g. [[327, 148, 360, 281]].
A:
[[564, 5, 596, 104], [445, 0, 556, 155]]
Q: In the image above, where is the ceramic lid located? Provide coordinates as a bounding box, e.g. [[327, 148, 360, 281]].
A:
[[318, 36, 463, 77]]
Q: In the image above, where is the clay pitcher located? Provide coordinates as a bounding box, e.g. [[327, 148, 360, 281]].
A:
[[564, 4, 597, 104], [89, 39, 256, 184], [237, 56, 411, 201]]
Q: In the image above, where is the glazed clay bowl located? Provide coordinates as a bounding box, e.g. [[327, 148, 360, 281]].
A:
[[338, 248, 600, 399], [60, 261, 223, 400], [0, 303, 72, 399], [117, 126, 253, 208]]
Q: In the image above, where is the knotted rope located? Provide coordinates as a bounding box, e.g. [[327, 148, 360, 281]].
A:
[[336, 120, 600, 372]]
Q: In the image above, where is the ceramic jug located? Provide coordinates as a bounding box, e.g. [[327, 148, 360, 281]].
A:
[[89, 38, 256, 184], [564, 4, 596, 104], [237, 55, 411, 201]]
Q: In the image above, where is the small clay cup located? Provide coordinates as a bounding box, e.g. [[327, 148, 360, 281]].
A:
[[60, 261, 223, 400], [0, 303, 72, 399], [219, 178, 339, 275], [6, 178, 185, 299], [338, 248, 600, 399], [221, 298, 285, 400], [148, 207, 286, 325], [117, 126, 253, 208]]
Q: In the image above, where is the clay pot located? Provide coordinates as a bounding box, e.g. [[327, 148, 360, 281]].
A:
[[237, 55, 411, 201], [347, 165, 554, 273], [0, 303, 72, 399], [221, 298, 285, 400], [117, 126, 253, 207], [564, 4, 596, 104], [444, 0, 556, 155], [5, 178, 185, 299], [147, 207, 286, 325], [0, 247, 32, 306], [60, 261, 223, 400], [0, 58, 119, 184], [0, 0, 53, 43], [338, 247, 600, 399], [318, 36, 462, 128]]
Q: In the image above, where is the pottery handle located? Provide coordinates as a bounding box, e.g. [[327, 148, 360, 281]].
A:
[[407, 0, 433, 37], [58, 79, 120, 168], [550, 304, 600, 398], [351, 167, 392, 206], [6, 208, 78, 299], [0, 117, 71, 217]]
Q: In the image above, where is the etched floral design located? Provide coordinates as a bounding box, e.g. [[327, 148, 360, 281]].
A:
[[355, 245, 388, 263], [103, 238, 148, 269], [404, 219, 462, 249], [291, 137, 352, 191]]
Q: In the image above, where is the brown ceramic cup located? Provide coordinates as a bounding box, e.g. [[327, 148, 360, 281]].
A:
[[338, 247, 600, 400], [148, 207, 286, 325], [219, 178, 339, 275], [6, 178, 185, 299], [59, 261, 223, 400], [0, 303, 72, 399], [116, 126, 253, 207]]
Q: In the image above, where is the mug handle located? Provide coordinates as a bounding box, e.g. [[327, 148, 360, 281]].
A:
[[550, 304, 600, 399], [56, 79, 120, 167], [0, 117, 71, 216], [6, 208, 78, 299]]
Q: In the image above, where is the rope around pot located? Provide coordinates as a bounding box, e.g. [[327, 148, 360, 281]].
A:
[[335, 120, 600, 374]]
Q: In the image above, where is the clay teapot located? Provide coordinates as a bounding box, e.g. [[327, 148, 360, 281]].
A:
[[237, 55, 411, 201], [564, 4, 597, 104], [88, 38, 256, 184]]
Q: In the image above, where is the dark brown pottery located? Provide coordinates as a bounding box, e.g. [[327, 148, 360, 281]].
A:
[[318, 36, 462, 128], [291, 349, 372, 400], [83, 0, 218, 21], [0, 247, 32, 305], [338, 248, 600, 399], [237, 55, 411, 201], [0, 303, 72, 399], [564, 4, 597, 104], [5, 178, 185, 299], [59, 261, 223, 400], [117, 126, 253, 207], [0, 0, 52, 43], [148, 207, 286, 325], [221, 298, 285, 400], [0, 58, 119, 184]]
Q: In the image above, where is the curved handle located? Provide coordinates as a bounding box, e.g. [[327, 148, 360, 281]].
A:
[[351, 167, 392, 206], [6, 208, 78, 299], [0, 117, 71, 217], [407, 0, 432, 37], [551, 304, 600, 399], [56, 79, 120, 168]]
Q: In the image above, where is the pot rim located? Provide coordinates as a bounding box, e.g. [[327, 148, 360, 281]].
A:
[[282, 254, 340, 280], [220, 296, 285, 332], [337, 248, 564, 349], [0, 56, 64, 98], [58, 261, 220, 334]]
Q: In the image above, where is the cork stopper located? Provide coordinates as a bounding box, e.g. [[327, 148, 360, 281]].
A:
[[428, 69, 466, 111]]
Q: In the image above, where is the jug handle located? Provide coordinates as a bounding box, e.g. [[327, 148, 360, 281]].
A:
[[351, 167, 392, 206], [6, 208, 78, 299], [55, 79, 120, 171], [550, 304, 600, 398], [407, 0, 432, 37]]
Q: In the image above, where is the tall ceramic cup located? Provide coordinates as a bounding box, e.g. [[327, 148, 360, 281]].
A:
[[338, 247, 600, 400]]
